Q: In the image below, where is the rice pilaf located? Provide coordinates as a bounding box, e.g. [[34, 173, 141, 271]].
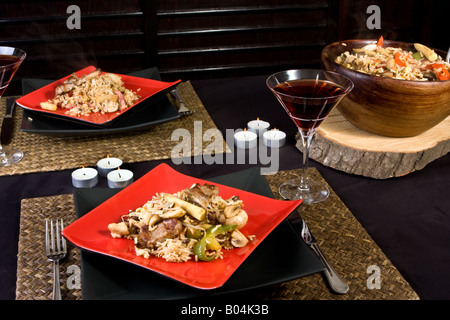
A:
[[108, 183, 252, 263], [40, 69, 141, 116], [335, 38, 450, 81]]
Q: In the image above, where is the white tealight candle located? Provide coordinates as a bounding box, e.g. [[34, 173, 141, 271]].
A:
[[263, 128, 286, 148], [247, 118, 270, 137], [234, 129, 258, 149], [72, 167, 99, 188], [97, 156, 123, 177], [107, 168, 134, 188]]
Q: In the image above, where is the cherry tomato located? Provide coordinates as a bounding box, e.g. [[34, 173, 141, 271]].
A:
[[432, 63, 450, 80]]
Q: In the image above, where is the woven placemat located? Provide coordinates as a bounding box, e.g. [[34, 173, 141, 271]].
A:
[[16, 168, 419, 300], [261, 169, 419, 300], [0, 81, 230, 176], [16, 194, 81, 300]]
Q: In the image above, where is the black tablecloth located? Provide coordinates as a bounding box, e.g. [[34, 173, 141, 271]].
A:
[[1, 75, 449, 300]]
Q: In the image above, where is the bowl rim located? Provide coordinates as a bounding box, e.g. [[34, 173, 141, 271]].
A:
[[321, 39, 450, 85]]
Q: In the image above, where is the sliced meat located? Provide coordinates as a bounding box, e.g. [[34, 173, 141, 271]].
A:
[[159, 218, 183, 239], [55, 74, 77, 96], [76, 68, 101, 86], [184, 183, 219, 209], [137, 218, 183, 249], [54, 69, 101, 97], [184, 186, 209, 209], [196, 183, 219, 197]]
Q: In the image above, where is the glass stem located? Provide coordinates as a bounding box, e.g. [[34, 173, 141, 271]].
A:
[[298, 129, 315, 191]]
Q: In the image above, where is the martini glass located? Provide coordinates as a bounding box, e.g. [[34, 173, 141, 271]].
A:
[[0, 46, 26, 166], [267, 69, 353, 204]]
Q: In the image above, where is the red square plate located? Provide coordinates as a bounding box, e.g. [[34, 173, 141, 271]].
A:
[[62, 163, 302, 290], [16, 66, 181, 126]]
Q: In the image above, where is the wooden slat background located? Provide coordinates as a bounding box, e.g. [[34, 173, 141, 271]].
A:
[[156, 0, 335, 79], [0, 0, 445, 95]]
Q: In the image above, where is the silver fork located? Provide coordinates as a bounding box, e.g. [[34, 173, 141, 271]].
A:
[[170, 88, 193, 116], [301, 218, 349, 294], [45, 219, 67, 300]]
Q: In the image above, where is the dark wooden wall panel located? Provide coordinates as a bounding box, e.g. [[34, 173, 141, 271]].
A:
[[157, 0, 326, 11], [0, 0, 444, 94], [158, 28, 328, 54], [1, 0, 148, 95], [155, 0, 334, 80]]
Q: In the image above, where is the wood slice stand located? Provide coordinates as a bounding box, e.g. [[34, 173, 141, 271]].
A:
[[296, 109, 450, 179]]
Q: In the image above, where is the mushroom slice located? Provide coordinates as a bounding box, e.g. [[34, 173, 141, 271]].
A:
[[108, 222, 129, 238], [224, 204, 242, 218], [231, 229, 249, 248], [224, 208, 248, 230], [141, 212, 162, 226]]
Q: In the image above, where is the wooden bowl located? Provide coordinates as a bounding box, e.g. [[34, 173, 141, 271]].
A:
[[321, 39, 450, 137]]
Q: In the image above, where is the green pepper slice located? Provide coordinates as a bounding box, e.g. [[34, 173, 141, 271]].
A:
[[193, 224, 237, 261], [412, 51, 423, 60]]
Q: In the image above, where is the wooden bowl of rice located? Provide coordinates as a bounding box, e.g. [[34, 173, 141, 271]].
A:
[[321, 39, 450, 137]]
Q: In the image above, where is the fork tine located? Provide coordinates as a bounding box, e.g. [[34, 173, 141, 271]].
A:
[[60, 219, 67, 253], [55, 219, 61, 252], [50, 219, 56, 253], [45, 219, 67, 255]]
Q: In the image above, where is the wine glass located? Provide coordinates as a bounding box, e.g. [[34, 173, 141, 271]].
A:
[[266, 69, 353, 204], [0, 46, 26, 166]]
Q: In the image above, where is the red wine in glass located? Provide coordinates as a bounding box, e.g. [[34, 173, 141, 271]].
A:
[[0, 47, 26, 167], [0, 55, 23, 96], [267, 70, 353, 203], [274, 79, 345, 131]]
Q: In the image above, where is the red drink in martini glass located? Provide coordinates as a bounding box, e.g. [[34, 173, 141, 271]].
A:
[[0, 46, 26, 166], [267, 69, 353, 203]]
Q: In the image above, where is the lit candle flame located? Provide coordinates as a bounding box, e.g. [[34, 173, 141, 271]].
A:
[[272, 128, 278, 138]]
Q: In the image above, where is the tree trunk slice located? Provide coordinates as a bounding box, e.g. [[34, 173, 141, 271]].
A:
[[296, 109, 450, 179]]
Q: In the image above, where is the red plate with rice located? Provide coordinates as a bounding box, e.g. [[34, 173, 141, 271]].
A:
[[16, 66, 181, 126], [62, 163, 303, 290]]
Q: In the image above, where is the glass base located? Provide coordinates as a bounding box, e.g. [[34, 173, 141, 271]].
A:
[[0, 146, 23, 166], [279, 178, 329, 204]]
